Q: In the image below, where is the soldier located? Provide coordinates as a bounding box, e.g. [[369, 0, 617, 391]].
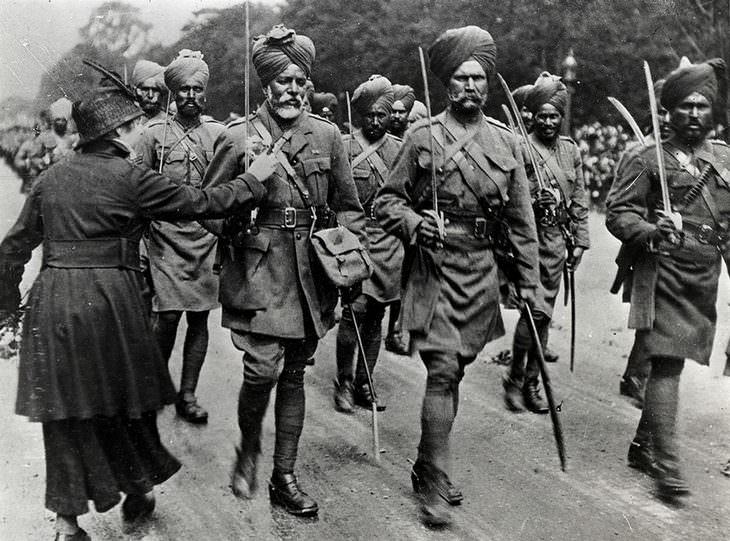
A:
[[0, 74, 270, 541], [375, 26, 539, 526], [132, 59, 168, 123], [13, 121, 56, 194], [388, 84, 416, 139], [202, 24, 366, 517], [135, 50, 225, 424], [503, 73, 590, 414], [311, 91, 337, 122], [512, 84, 535, 132], [606, 58, 728, 501], [334, 75, 402, 413]]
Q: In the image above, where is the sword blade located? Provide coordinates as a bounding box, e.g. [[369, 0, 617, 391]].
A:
[[569, 270, 576, 373], [607, 97, 647, 147], [644, 61, 671, 212]]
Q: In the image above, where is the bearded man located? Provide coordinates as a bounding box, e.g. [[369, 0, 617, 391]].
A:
[[503, 72, 590, 414], [202, 24, 366, 517], [334, 75, 402, 413], [375, 26, 538, 527], [607, 58, 729, 501], [388, 84, 416, 138], [135, 50, 225, 424], [132, 59, 167, 123]]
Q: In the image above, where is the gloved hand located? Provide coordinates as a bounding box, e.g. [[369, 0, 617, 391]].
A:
[[415, 212, 443, 250], [247, 152, 277, 184], [566, 246, 584, 271], [536, 188, 557, 210], [339, 282, 362, 305]]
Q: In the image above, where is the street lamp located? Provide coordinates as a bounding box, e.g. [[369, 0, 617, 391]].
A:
[[562, 48, 577, 136]]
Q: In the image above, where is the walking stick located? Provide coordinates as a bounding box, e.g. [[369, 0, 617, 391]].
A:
[[523, 302, 567, 471], [348, 305, 381, 463], [569, 270, 576, 373]]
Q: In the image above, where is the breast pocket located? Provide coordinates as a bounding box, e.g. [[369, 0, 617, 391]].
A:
[[159, 149, 189, 182], [486, 152, 518, 202], [302, 156, 332, 203], [352, 165, 375, 202]]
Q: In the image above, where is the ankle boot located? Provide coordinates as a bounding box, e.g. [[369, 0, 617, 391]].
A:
[[416, 462, 452, 528], [54, 530, 90, 541], [231, 444, 259, 499], [411, 459, 463, 505], [627, 439, 660, 478], [121, 491, 155, 522], [268, 470, 319, 516], [655, 464, 690, 500], [333, 378, 355, 414], [503, 376, 525, 412], [523, 382, 549, 414], [354, 381, 386, 411]]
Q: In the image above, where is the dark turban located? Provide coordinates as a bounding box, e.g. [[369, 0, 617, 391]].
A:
[[132, 59, 166, 90], [351, 75, 394, 116], [312, 92, 337, 114], [511, 84, 533, 109], [661, 58, 726, 111], [525, 72, 568, 115], [252, 25, 316, 86], [392, 84, 416, 112], [428, 26, 497, 86], [164, 50, 209, 93]]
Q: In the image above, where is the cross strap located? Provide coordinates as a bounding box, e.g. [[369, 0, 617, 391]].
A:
[[352, 131, 389, 183], [530, 139, 569, 201]]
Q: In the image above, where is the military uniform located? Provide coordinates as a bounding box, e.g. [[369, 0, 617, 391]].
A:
[[335, 128, 402, 408]]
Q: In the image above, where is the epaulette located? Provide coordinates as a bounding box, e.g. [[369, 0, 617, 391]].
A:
[[201, 114, 222, 125], [485, 116, 511, 133], [226, 113, 256, 129], [710, 138, 729, 147], [307, 112, 335, 127], [410, 117, 439, 133], [385, 132, 402, 143], [559, 135, 578, 146], [145, 117, 167, 128]]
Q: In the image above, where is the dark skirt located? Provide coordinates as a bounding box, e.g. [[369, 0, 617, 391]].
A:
[[43, 411, 181, 515]]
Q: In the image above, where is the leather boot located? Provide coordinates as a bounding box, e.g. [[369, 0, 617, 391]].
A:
[[333, 378, 355, 414], [619, 376, 645, 409], [231, 444, 259, 499], [175, 394, 209, 424], [627, 439, 660, 477], [235, 376, 272, 498], [503, 376, 525, 412], [523, 382, 549, 414], [655, 464, 690, 500], [416, 461, 452, 528], [121, 491, 155, 522], [354, 381, 386, 411], [411, 459, 463, 505], [268, 470, 319, 516], [54, 530, 91, 541]]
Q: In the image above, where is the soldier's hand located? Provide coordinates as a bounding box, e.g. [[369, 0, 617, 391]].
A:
[[654, 210, 683, 247], [519, 287, 537, 309], [339, 282, 362, 305], [416, 213, 443, 250], [536, 188, 557, 209], [566, 246, 584, 271], [247, 152, 277, 184]]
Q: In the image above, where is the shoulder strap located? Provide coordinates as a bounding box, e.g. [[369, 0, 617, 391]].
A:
[[531, 140, 570, 198], [352, 131, 389, 183]]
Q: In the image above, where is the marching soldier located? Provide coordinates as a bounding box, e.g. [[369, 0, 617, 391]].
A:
[[135, 50, 225, 424], [375, 26, 539, 526], [202, 24, 366, 517], [334, 75, 402, 413], [503, 73, 590, 414], [132, 59, 168, 123], [606, 57, 729, 501]]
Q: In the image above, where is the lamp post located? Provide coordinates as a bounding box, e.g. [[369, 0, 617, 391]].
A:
[[562, 48, 577, 136]]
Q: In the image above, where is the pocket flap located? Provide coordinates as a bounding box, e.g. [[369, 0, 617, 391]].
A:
[[240, 231, 271, 252], [312, 227, 362, 255], [303, 157, 331, 175], [487, 152, 518, 173]]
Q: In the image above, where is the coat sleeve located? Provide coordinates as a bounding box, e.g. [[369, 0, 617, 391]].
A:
[[327, 125, 368, 247], [133, 160, 265, 221], [502, 136, 540, 289], [0, 184, 43, 310], [374, 128, 426, 245], [568, 143, 591, 249], [605, 151, 657, 246]]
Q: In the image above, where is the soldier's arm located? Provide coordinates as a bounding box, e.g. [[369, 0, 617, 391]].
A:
[[134, 126, 158, 170], [374, 129, 426, 244], [502, 137, 539, 289], [568, 143, 590, 249], [605, 151, 656, 245], [327, 125, 368, 246]]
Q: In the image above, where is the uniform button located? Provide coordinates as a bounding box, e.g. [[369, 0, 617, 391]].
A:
[[296, 233, 302, 240], [291, 158, 298, 164]]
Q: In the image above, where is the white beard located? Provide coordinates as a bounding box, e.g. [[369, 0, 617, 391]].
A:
[[265, 88, 303, 120]]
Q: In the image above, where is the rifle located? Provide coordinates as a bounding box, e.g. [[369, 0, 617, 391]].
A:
[[493, 214, 566, 472]]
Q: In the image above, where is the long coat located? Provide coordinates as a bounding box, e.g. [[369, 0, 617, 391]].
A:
[[606, 137, 730, 364], [0, 140, 265, 422], [375, 109, 539, 357], [343, 129, 403, 303], [526, 132, 590, 318], [136, 115, 225, 312], [202, 105, 366, 339]]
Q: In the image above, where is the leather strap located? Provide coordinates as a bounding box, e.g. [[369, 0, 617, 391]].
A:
[[352, 131, 388, 183]]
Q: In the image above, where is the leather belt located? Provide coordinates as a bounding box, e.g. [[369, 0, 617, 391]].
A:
[[683, 221, 727, 247], [256, 207, 315, 229], [442, 211, 494, 240], [43, 238, 140, 270]]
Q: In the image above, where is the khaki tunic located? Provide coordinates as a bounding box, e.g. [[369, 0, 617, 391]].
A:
[[202, 104, 366, 339], [343, 129, 403, 302], [136, 115, 225, 312], [606, 138, 730, 364], [375, 110, 539, 357], [526, 133, 590, 318]]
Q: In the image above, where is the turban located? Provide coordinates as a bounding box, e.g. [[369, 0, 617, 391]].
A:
[[511, 84, 534, 109], [49, 97, 72, 120], [312, 92, 337, 114], [164, 50, 209, 93], [428, 26, 497, 86], [252, 25, 316, 86], [408, 100, 427, 123], [525, 72, 568, 115], [661, 58, 726, 111], [392, 84, 416, 112], [132, 59, 166, 90], [351, 75, 394, 116]]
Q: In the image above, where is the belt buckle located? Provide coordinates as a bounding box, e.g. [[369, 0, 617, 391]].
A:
[[697, 224, 713, 244], [474, 217, 487, 238], [283, 207, 297, 229]]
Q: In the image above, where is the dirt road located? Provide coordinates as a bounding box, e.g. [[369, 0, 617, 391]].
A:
[[0, 162, 728, 540]]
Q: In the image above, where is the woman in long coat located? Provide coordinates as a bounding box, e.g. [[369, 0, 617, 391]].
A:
[[0, 83, 271, 540]]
